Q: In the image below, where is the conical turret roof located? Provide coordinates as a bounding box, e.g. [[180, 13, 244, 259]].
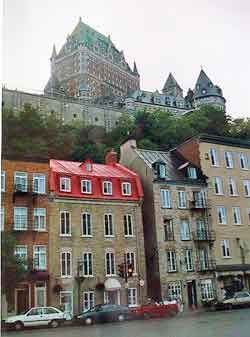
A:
[[162, 73, 183, 97], [194, 69, 223, 98]]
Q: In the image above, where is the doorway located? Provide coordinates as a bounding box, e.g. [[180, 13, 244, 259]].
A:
[[104, 290, 120, 304], [16, 288, 29, 314], [187, 280, 197, 308]]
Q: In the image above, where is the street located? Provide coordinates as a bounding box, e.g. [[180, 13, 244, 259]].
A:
[[3, 308, 250, 337]]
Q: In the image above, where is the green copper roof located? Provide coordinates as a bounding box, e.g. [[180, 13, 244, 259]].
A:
[[194, 69, 224, 99]]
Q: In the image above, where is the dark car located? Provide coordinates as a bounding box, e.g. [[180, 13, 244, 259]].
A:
[[77, 304, 131, 325]]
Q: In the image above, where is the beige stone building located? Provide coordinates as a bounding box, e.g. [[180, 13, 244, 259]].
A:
[[120, 140, 216, 310], [175, 134, 250, 297], [48, 151, 147, 315]]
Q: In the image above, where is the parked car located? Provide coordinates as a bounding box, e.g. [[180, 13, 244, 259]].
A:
[[77, 304, 131, 325], [215, 291, 250, 310], [129, 302, 179, 320], [5, 306, 66, 331]]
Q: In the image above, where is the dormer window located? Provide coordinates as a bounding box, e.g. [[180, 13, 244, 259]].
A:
[[122, 182, 132, 196], [153, 161, 167, 179], [202, 89, 207, 95], [187, 167, 197, 179], [103, 181, 112, 195], [60, 177, 71, 192], [81, 179, 92, 194]]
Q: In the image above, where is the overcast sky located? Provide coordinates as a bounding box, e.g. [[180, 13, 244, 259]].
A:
[[2, 0, 250, 118]]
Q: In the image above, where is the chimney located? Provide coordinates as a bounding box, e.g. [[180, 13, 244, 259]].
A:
[[105, 149, 117, 165]]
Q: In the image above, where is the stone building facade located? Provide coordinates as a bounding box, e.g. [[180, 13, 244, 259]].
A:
[[120, 140, 216, 310], [48, 151, 147, 315], [175, 134, 250, 298]]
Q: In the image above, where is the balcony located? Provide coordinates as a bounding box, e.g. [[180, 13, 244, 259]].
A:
[[193, 230, 216, 241], [12, 223, 45, 232], [13, 184, 38, 203], [189, 199, 210, 210], [196, 259, 216, 272]]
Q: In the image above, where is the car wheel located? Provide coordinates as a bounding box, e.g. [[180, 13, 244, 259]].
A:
[[50, 320, 59, 328], [85, 317, 93, 325], [14, 321, 24, 331], [117, 314, 125, 322], [143, 312, 151, 320]]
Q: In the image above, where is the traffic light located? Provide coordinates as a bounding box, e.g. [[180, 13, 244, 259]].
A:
[[118, 263, 125, 278], [127, 264, 134, 278]]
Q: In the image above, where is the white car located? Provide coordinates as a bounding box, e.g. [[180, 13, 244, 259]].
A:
[[222, 291, 250, 309], [5, 306, 66, 330]]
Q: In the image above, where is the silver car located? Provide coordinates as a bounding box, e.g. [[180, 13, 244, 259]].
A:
[[222, 291, 250, 310]]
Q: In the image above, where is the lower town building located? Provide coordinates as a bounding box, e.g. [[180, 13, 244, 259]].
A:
[[48, 150, 147, 315], [1, 159, 49, 316], [120, 140, 217, 310]]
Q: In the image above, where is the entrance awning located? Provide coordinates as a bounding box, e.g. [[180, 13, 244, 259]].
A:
[[104, 278, 121, 291]]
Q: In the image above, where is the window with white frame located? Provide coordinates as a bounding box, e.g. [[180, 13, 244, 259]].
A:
[[103, 181, 112, 195], [217, 206, 227, 224], [15, 245, 28, 267], [60, 177, 71, 192], [160, 189, 171, 208], [184, 249, 193, 271], [239, 153, 248, 170], [124, 214, 134, 236], [187, 167, 197, 179], [14, 172, 28, 192], [128, 288, 137, 307], [200, 279, 214, 300], [243, 180, 250, 197], [33, 246, 47, 270], [214, 177, 224, 195], [177, 191, 187, 208], [122, 182, 132, 196], [209, 148, 219, 166], [82, 252, 93, 277], [0, 207, 4, 231], [221, 240, 231, 258], [125, 252, 136, 273], [232, 207, 242, 225], [33, 174, 46, 194], [60, 211, 71, 236], [60, 250, 72, 277], [224, 151, 234, 168], [104, 214, 114, 236], [81, 213, 92, 236], [105, 251, 116, 276], [1, 171, 5, 192], [168, 281, 182, 300], [166, 250, 177, 272], [14, 207, 27, 230], [180, 219, 190, 240], [164, 219, 174, 241], [228, 177, 238, 196], [34, 208, 46, 231], [81, 180, 92, 194], [83, 291, 95, 312]]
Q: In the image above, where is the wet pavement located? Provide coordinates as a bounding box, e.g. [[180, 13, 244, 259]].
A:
[[3, 308, 250, 337]]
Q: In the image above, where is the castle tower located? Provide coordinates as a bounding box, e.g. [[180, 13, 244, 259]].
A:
[[162, 73, 183, 97]]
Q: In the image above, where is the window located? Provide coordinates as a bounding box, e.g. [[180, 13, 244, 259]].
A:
[[1, 171, 5, 192], [60, 251, 72, 277], [33, 246, 47, 270], [166, 250, 177, 272], [159, 163, 167, 179], [160, 189, 171, 208], [14, 207, 27, 230], [15, 245, 28, 267], [81, 213, 92, 236], [33, 174, 46, 194], [82, 252, 93, 277], [243, 180, 250, 197], [232, 207, 242, 225], [199, 248, 209, 269], [104, 214, 114, 236], [35, 285, 46, 307], [217, 206, 227, 224], [124, 214, 133, 236], [81, 180, 92, 194], [125, 252, 136, 273], [122, 182, 132, 196], [14, 172, 28, 192], [200, 280, 214, 300], [168, 281, 182, 300], [214, 177, 224, 195], [128, 288, 137, 307], [103, 181, 112, 195], [0, 207, 4, 231], [180, 219, 190, 240], [239, 153, 248, 169], [60, 177, 71, 192], [184, 249, 193, 271], [105, 252, 116, 276], [221, 240, 231, 258], [193, 191, 206, 207], [224, 151, 234, 168], [187, 167, 197, 179], [60, 211, 71, 236], [228, 177, 238, 196], [164, 219, 174, 241], [34, 208, 46, 231], [83, 291, 95, 312], [177, 191, 187, 208], [210, 148, 219, 166]]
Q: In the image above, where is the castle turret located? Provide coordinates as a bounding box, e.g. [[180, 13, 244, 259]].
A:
[[162, 73, 183, 97], [133, 62, 139, 77]]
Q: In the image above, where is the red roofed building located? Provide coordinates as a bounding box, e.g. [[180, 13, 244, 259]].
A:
[[48, 150, 147, 315]]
